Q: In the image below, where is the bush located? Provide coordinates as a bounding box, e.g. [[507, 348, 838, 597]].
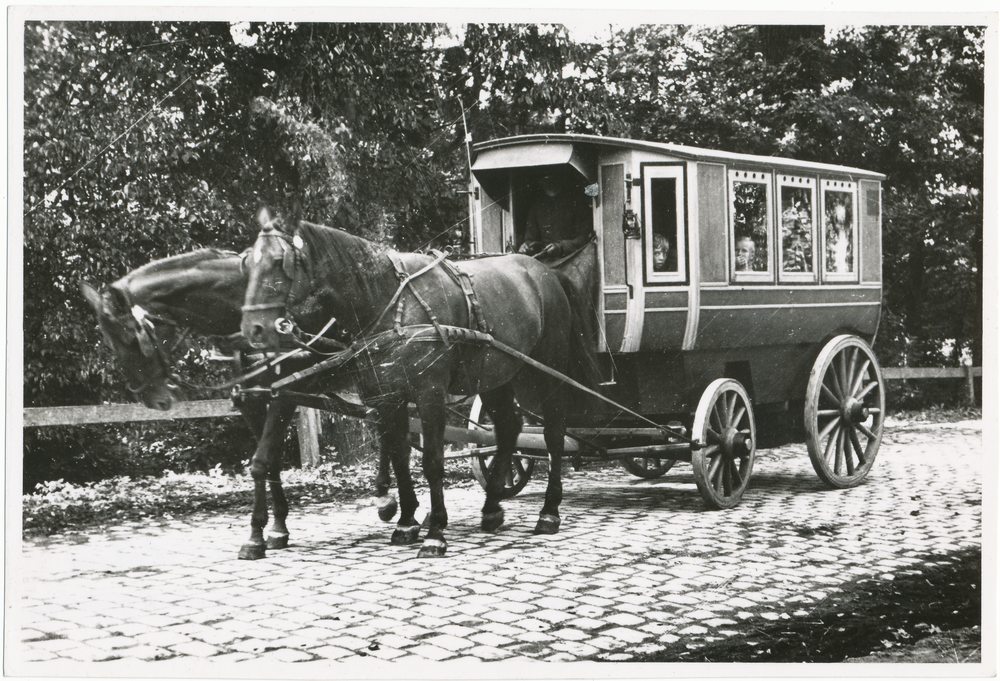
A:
[[22, 416, 285, 494]]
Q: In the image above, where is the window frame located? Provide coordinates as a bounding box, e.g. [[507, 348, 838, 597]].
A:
[[777, 174, 819, 283], [641, 163, 687, 285], [820, 179, 860, 283], [728, 169, 774, 283]]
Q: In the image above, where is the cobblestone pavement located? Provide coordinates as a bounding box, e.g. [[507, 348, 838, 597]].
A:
[[10, 420, 982, 671]]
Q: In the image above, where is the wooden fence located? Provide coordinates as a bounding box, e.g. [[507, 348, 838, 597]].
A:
[[21, 366, 982, 465]]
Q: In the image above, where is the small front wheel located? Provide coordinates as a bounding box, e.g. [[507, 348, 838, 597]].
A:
[[467, 396, 535, 499], [691, 379, 757, 509]]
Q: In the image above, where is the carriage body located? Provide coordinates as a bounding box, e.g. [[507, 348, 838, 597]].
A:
[[469, 134, 884, 425]]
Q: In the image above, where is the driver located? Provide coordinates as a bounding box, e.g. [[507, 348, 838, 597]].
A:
[[518, 172, 592, 259]]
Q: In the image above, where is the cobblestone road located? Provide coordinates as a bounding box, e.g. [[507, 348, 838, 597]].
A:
[[10, 420, 982, 672]]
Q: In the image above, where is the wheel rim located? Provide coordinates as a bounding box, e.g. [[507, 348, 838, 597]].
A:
[[691, 379, 756, 509], [806, 336, 884, 488]]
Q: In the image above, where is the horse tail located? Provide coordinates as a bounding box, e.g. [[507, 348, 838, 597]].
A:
[[552, 269, 602, 393]]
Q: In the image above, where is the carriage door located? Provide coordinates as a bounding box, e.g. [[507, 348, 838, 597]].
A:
[[600, 163, 628, 352], [632, 164, 689, 352]]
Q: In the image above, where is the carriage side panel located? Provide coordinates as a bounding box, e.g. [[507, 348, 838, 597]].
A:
[[479, 184, 506, 253], [697, 163, 728, 283], [860, 180, 882, 285], [601, 163, 627, 351]]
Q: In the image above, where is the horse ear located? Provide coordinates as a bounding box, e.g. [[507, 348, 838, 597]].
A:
[[80, 281, 103, 313], [257, 206, 274, 230]]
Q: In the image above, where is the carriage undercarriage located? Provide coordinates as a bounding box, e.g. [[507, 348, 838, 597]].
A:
[[245, 325, 885, 512]]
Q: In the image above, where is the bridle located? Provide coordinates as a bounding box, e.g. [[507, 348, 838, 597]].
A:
[[241, 221, 302, 333], [113, 302, 189, 394]]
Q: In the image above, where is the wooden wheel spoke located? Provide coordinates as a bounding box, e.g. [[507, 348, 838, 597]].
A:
[[732, 403, 747, 430], [819, 414, 841, 442], [707, 452, 724, 484], [851, 358, 872, 396], [710, 404, 724, 434], [846, 347, 859, 394], [834, 428, 846, 474], [856, 380, 879, 401], [725, 392, 737, 424], [856, 422, 877, 440], [729, 457, 744, 486], [836, 352, 851, 400], [847, 426, 866, 466], [821, 381, 841, 405], [823, 422, 839, 463], [705, 426, 723, 444]]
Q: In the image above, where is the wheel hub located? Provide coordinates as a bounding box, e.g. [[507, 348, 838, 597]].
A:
[[723, 428, 752, 457], [842, 397, 870, 424]]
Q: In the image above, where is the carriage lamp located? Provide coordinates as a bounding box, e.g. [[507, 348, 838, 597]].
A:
[[622, 208, 640, 239]]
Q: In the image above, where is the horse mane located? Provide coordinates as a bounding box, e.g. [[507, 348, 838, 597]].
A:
[[294, 220, 396, 305], [116, 248, 237, 289], [110, 248, 244, 330]]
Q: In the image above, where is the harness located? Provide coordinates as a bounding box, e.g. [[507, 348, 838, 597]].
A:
[[240, 228, 697, 447]]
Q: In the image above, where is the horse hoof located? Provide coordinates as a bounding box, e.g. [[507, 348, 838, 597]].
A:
[[238, 543, 266, 560], [417, 538, 447, 558], [391, 525, 421, 545], [266, 534, 289, 550], [377, 496, 398, 522], [481, 510, 505, 533], [534, 514, 561, 535]]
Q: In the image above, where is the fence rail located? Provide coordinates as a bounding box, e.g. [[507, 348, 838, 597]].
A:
[[23, 366, 982, 429]]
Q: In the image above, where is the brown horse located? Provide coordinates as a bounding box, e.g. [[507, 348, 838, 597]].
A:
[[80, 248, 399, 559], [241, 210, 599, 557]]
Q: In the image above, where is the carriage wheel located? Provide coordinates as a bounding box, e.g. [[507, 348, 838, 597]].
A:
[[805, 335, 885, 488], [691, 379, 756, 509], [467, 396, 536, 499], [621, 455, 675, 479]]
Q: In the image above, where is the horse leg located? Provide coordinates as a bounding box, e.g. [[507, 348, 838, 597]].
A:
[[239, 398, 297, 559], [535, 384, 566, 535], [479, 386, 520, 533], [416, 388, 449, 558], [379, 404, 420, 545], [375, 448, 398, 522]]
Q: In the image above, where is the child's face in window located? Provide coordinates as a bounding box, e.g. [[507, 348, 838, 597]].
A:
[[735, 238, 756, 271], [653, 239, 670, 271]]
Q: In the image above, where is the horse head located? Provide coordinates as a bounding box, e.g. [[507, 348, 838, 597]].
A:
[[242, 207, 306, 350], [80, 281, 181, 411]]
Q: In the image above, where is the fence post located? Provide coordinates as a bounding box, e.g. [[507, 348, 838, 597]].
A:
[[296, 407, 322, 467], [964, 364, 976, 405]]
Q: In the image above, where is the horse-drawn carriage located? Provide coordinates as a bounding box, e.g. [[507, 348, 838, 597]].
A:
[[84, 133, 886, 559], [453, 134, 886, 509]]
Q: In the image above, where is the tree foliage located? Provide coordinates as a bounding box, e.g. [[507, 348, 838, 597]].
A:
[[21, 21, 984, 486]]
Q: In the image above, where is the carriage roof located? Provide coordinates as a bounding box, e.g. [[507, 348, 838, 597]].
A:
[[472, 133, 886, 182]]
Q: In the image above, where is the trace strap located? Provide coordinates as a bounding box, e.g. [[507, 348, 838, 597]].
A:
[[268, 323, 697, 447]]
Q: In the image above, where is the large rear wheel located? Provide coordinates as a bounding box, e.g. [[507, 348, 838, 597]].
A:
[[691, 379, 756, 509], [805, 335, 885, 488]]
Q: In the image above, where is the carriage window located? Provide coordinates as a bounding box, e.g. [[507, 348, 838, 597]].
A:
[[729, 170, 772, 280], [821, 180, 858, 281], [643, 165, 686, 283], [778, 176, 817, 281]]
